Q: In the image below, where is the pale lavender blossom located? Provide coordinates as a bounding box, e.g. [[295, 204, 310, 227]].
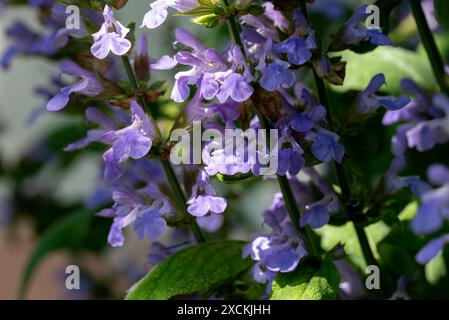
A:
[[187, 170, 227, 217], [99, 184, 173, 247], [244, 193, 307, 283], [46, 61, 104, 111], [141, 0, 199, 29], [411, 164, 449, 235], [91, 5, 132, 59], [357, 74, 410, 114]]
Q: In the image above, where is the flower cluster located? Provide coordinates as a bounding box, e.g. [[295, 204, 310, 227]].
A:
[[3, 0, 449, 300]]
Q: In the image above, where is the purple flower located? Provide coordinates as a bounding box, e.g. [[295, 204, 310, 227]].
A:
[[288, 89, 327, 133], [103, 101, 157, 180], [273, 10, 316, 66], [99, 184, 173, 247], [298, 168, 340, 229], [244, 193, 307, 283], [141, 0, 199, 29], [335, 260, 365, 299], [46, 4, 98, 51], [277, 130, 304, 176], [309, 0, 346, 20], [147, 242, 171, 265], [65, 101, 157, 181], [28, 0, 54, 8], [405, 94, 449, 152], [91, 5, 131, 59], [1, 21, 56, 69], [416, 234, 449, 265], [383, 81, 449, 156], [411, 164, 449, 235], [215, 71, 254, 103], [65, 107, 116, 151], [259, 61, 295, 92], [187, 100, 240, 122], [134, 208, 167, 240], [263, 2, 290, 32], [332, 5, 393, 50], [310, 129, 345, 163], [300, 203, 329, 229], [357, 74, 410, 114], [202, 122, 264, 177], [274, 36, 313, 66], [46, 61, 104, 111], [383, 79, 449, 152], [187, 170, 227, 217], [108, 217, 126, 247], [240, 3, 286, 43], [134, 34, 178, 81], [383, 79, 432, 126], [197, 213, 225, 233], [385, 155, 431, 197], [171, 29, 253, 104]]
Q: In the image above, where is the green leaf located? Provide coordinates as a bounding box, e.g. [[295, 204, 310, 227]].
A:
[[19, 210, 93, 299], [434, 0, 449, 28], [216, 172, 256, 184], [377, 227, 424, 277], [398, 201, 418, 222], [125, 240, 252, 300], [425, 252, 447, 285], [270, 260, 340, 300], [317, 222, 389, 270], [191, 14, 219, 28], [331, 47, 437, 94]]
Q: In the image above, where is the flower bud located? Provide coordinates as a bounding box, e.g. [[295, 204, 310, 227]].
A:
[[134, 34, 150, 82]]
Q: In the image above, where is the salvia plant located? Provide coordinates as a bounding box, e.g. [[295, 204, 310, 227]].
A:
[[2, 0, 449, 300]]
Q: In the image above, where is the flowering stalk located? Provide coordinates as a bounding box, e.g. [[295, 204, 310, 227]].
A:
[[313, 71, 351, 199], [410, 0, 449, 96], [299, 0, 380, 267], [220, 0, 318, 256], [121, 56, 206, 243], [221, 0, 245, 52]]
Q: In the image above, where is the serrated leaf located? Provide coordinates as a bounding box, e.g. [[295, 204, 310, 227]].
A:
[[331, 47, 437, 94], [270, 260, 340, 300], [125, 240, 252, 300], [434, 0, 449, 28], [19, 210, 93, 299]]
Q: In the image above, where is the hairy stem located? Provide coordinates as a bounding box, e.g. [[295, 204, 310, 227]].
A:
[[121, 56, 206, 243], [410, 0, 449, 96]]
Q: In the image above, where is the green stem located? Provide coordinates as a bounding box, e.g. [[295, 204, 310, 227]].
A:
[[278, 175, 319, 255], [313, 71, 351, 200], [121, 56, 206, 243], [122, 55, 138, 89], [161, 160, 206, 243], [410, 0, 449, 96], [221, 0, 244, 49], [354, 224, 377, 267]]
